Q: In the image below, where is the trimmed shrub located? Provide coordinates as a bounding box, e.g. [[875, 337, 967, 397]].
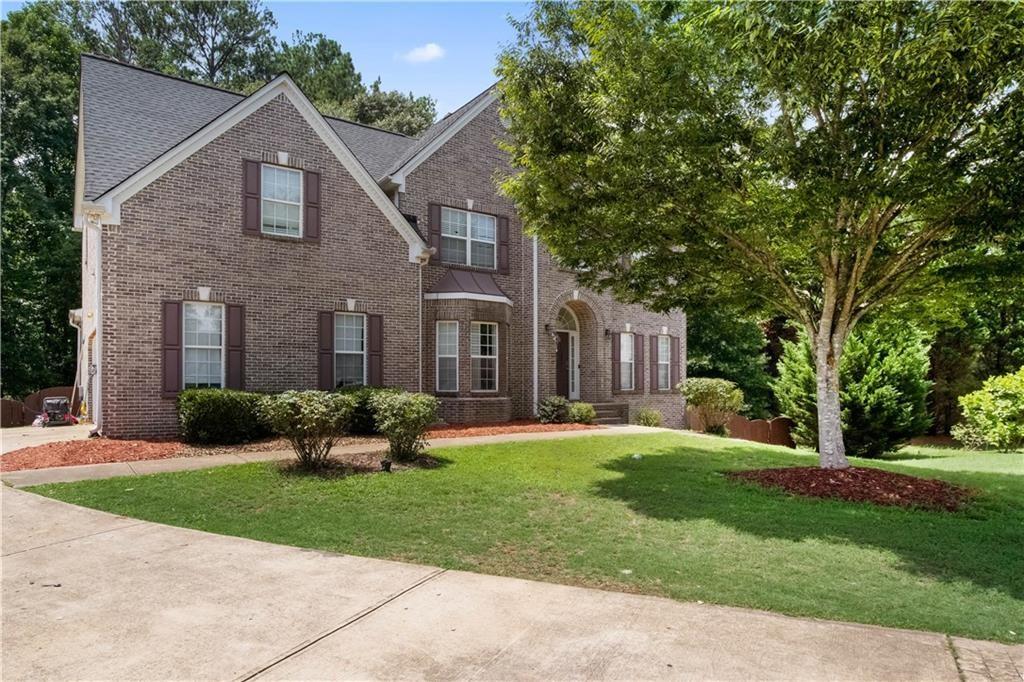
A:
[[952, 368, 1024, 451], [774, 320, 932, 458], [370, 391, 439, 461], [538, 396, 571, 423], [177, 389, 271, 444], [261, 391, 356, 470], [680, 378, 743, 436], [335, 386, 402, 435], [568, 401, 597, 424], [633, 406, 663, 427]]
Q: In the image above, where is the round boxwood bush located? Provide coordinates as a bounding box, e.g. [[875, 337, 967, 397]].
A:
[[370, 391, 439, 461], [261, 390, 357, 470], [177, 389, 272, 444], [538, 396, 571, 423], [633, 406, 663, 427], [568, 401, 597, 424]]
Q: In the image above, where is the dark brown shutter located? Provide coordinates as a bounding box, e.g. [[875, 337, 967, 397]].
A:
[[367, 314, 383, 387], [634, 334, 645, 393], [650, 335, 659, 391], [611, 332, 621, 393], [670, 335, 681, 390], [304, 170, 320, 241], [161, 301, 183, 398], [497, 215, 510, 274], [225, 304, 245, 389], [318, 311, 334, 390], [243, 160, 261, 235], [428, 203, 441, 264]]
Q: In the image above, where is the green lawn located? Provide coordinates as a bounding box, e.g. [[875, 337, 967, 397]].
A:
[[883, 444, 1024, 475], [32, 432, 1023, 643]]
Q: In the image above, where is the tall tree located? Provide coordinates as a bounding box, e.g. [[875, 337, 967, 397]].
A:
[[273, 31, 363, 109], [328, 78, 437, 136], [1, 2, 83, 398], [164, 0, 276, 86], [62, 0, 174, 72], [497, 1, 1024, 468], [686, 309, 774, 418]]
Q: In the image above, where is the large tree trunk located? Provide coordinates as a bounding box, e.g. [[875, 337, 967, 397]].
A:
[[813, 334, 850, 469]]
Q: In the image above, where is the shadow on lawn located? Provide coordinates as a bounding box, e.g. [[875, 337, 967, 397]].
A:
[[594, 443, 1024, 600]]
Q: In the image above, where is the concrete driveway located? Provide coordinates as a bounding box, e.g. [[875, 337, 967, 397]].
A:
[[1, 423, 93, 454], [2, 488, 1020, 681]]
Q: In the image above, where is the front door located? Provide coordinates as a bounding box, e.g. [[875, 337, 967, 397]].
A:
[[555, 331, 580, 400]]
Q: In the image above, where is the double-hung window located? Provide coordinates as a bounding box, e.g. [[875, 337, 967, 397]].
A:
[[184, 302, 224, 388], [261, 164, 302, 237], [471, 322, 498, 391], [436, 321, 459, 392], [334, 313, 366, 388], [440, 207, 496, 269], [619, 332, 635, 391], [657, 335, 671, 390]]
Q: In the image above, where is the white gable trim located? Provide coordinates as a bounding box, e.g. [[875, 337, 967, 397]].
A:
[[423, 291, 512, 306], [90, 75, 429, 262], [381, 90, 498, 188]]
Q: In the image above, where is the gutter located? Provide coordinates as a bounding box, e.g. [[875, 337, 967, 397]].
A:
[[532, 236, 539, 415]]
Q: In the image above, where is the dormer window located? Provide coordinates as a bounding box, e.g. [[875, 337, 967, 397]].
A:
[[261, 164, 302, 237], [441, 206, 496, 269]]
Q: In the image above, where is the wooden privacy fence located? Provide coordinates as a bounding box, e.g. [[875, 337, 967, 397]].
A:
[[0, 386, 81, 427], [686, 407, 795, 448]]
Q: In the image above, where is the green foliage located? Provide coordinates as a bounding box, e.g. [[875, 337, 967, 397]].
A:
[[567, 401, 596, 424], [369, 391, 439, 462], [1, 2, 83, 399], [537, 396, 571, 424], [335, 386, 401, 435], [632, 406, 663, 427], [952, 368, 1024, 452], [260, 390, 355, 469], [177, 389, 271, 444], [498, 2, 1024, 463], [687, 308, 773, 417], [273, 31, 363, 107], [680, 378, 744, 435], [775, 322, 933, 457], [322, 78, 436, 136]]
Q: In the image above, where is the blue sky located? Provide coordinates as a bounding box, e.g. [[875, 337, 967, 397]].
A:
[[0, 1, 530, 116]]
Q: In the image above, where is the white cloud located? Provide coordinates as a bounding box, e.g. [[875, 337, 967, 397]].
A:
[[401, 42, 446, 64]]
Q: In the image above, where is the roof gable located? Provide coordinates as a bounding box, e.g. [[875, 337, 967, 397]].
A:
[[79, 56, 427, 261]]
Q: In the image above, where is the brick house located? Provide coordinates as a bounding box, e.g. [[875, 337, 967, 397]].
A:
[[72, 55, 686, 438]]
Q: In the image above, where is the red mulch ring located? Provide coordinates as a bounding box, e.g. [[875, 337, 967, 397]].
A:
[[427, 419, 602, 439], [1, 439, 184, 472], [728, 466, 972, 512]]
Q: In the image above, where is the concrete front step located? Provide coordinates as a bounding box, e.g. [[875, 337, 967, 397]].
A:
[[589, 402, 629, 425], [595, 416, 627, 425]]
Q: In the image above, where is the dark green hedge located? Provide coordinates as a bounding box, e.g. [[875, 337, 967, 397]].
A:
[[177, 389, 271, 444], [334, 386, 402, 435]]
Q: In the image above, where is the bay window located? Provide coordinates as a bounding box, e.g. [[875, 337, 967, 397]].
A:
[[471, 321, 498, 391], [436, 321, 459, 392]]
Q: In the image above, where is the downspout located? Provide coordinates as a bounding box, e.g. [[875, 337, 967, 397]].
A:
[[92, 215, 103, 435], [532, 235, 539, 415], [418, 259, 424, 393]]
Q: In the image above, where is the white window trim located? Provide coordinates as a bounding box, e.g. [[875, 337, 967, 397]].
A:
[[334, 312, 367, 388], [441, 206, 497, 269], [260, 163, 303, 238], [183, 301, 225, 389], [620, 332, 635, 391], [471, 321, 499, 393], [436, 320, 459, 393], [657, 334, 671, 390]]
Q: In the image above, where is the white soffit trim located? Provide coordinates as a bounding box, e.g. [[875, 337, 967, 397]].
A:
[[383, 91, 498, 183], [423, 291, 512, 306], [92, 74, 428, 262]]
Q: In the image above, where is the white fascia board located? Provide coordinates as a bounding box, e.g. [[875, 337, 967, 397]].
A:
[[90, 75, 429, 262], [381, 91, 498, 185], [423, 291, 512, 306]]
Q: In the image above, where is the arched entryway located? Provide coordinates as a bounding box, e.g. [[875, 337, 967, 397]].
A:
[[554, 306, 580, 400]]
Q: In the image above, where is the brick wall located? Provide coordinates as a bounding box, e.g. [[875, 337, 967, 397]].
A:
[[101, 94, 420, 438]]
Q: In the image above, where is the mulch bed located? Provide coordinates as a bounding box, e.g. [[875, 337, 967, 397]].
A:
[[427, 419, 602, 439], [1, 439, 184, 472], [728, 466, 972, 511]]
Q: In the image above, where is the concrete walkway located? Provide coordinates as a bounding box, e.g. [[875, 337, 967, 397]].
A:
[[1, 423, 93, 454], [1, 424, 671, 488], [3, 488, 1021, 681]]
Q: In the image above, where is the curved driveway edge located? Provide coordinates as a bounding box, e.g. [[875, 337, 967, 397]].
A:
[[4, 488, 1020, 680]]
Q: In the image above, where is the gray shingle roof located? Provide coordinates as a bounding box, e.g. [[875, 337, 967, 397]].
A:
[[80, 55, 417, 200]]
